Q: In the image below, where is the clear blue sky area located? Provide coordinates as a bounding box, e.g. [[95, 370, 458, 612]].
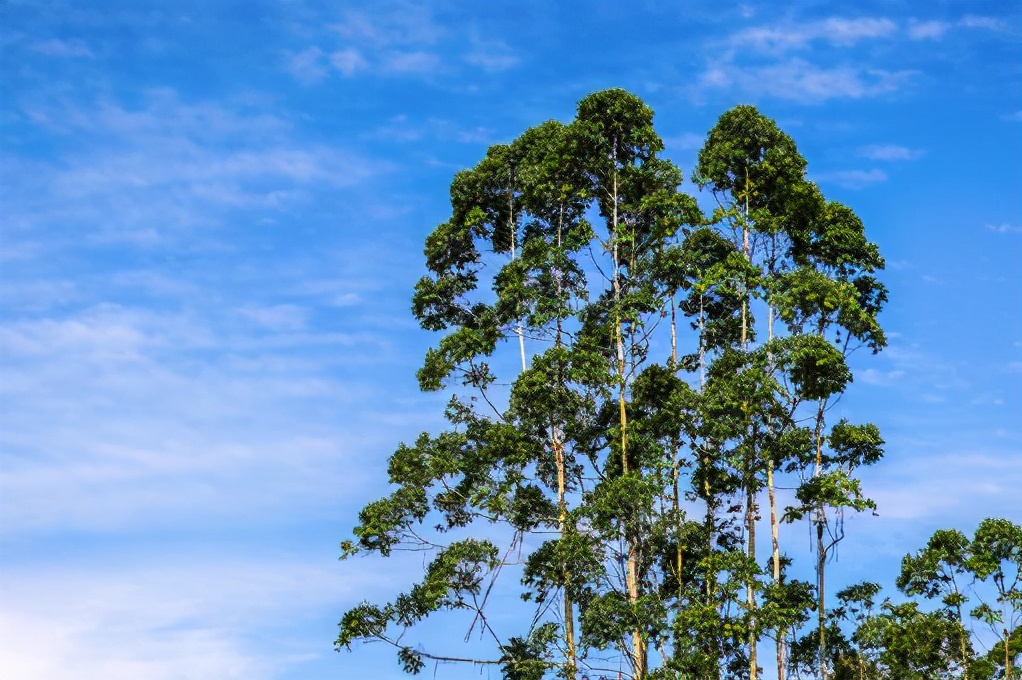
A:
[[1, 2, 1020, 678]]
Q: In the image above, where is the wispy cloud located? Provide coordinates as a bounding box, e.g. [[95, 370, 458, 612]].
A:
[[907, 20, 952, 40], [816, 168, 888, 189], [858, 368, 907, 386], [0, 300, 397, 535], [698, 14, 960, 103], [30, 37, 94, 58], [284, 47, 328, 84], [663, 132, 705, 151], [369, 115, 495, 146], [285, 6, 524, 82], [859, 144, 925, 161], [380, 49, 441, 74], [330, 7, 444, 47], [7, 89, 387, 247], [463, 38, 520, 72], [986, 222, 1021, 234], [732, 17, 897, 53], [0, 557, 375, 680], [960, 15, 1005, 31], [327, 47, 366, 75], [279, 6, 447, 81], [237, 304, 309, 331], [701, 58, 914, 103], [864, 450, 1022, 521]]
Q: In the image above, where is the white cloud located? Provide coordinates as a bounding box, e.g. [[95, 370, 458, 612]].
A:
[[663, 132, 705, 151], [701, 58, 914, 103], [816, 168, 888, 189], [986, 223, 1022, 234], [1005, 110, 1022, 123], [859, 144, 924, 161], [863, 451, 1022, 521], [0, 557, 372, 680], [237, 304, 309, 331], [285, 47, 328, 84], [463, 39, 520, 72], [369, 116, 495, 145], [907, 20, 951, 40], [732, 17, 897, 53], [0, 279, 78, 312], [329, 47, 368, 76], [382, 50, 441, 74], [858, 368, 906, 386], [30, 38, 94, 58], [960, 15, 1005, 31], [331, 7, 444, 47], [823, 17, 899, 45], [0, 296, 415, 536], [7, 91, 388, 248], [287, 7, 523, 82]]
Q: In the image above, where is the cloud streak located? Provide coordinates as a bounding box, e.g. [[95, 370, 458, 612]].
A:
[[0, 556, 375, 680], [731, 17, 897, 53], [815, 168, 888, 189], [859, 144, 925, 161], [702, 59, 914, 103], [5, 89, 388, 249]]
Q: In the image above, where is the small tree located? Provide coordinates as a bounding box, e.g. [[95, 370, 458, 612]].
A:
[[899, 518, 1022, 679]]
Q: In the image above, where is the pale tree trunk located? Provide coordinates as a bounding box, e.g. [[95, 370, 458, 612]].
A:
[[553, 429, 576, 676], [813, 399, 827, 680], [768, 459, 782, 680], [508, 189, 526, 372], [609, 159, 645, 680], [767, 304, 784, 680], [698, 295, 718, 676], [554, 207, 576, 678], [742, 169, 758, 680], [670, 297, 684, 604]]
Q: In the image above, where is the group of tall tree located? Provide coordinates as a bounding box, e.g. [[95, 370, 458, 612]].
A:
[[336, 90, 1021, 679]]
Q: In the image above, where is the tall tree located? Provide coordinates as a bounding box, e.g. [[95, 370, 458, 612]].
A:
[[695, 105, 887, 680]]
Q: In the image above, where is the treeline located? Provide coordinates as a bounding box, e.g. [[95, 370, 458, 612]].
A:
[[336, 89, 1021, 680]]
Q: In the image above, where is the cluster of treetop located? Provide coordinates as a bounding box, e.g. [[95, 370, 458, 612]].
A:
[[337, 89, 1021, 680]]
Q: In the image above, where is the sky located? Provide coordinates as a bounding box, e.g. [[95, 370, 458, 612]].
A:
[[1, 1, 1020, 678]]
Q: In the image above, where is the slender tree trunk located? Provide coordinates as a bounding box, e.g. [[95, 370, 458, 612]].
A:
[[741, 169, 758, 680], [768, 459, 783, 680], [767, 305, 784, 680], [747, 481, 758, 680], [699, 297, 706, 389], [609, 162, 645, 680], [554, 430, 576, 676], [507, 180, 526, 372], [553, 207, 576, 678], [1005, 627, 1012, 680], [670, 296, 684, 598], [813, 399, 827, 680], [817, 521, 826, 678], [698, 295, 717, 677], [670, 297, 677, 365]]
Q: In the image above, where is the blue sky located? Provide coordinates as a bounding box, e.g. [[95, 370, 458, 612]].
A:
[[1, 1, 1020, 678]]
